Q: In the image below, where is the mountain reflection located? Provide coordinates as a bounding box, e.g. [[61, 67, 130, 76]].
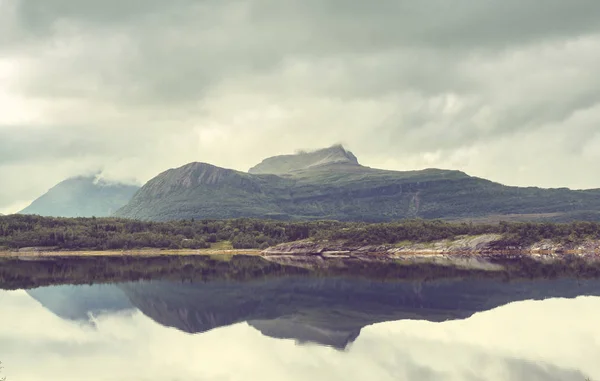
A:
[[27, 284, 135, 322], [27, 276, 600, 349]]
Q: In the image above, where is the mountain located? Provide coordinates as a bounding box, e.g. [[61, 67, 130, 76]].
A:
[[115, 145, 600, 222], [119, 276, 600, 349], [20, 176, 140, 218]]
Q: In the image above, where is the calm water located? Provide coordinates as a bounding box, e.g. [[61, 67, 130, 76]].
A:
[[1, 276, 600, 380]]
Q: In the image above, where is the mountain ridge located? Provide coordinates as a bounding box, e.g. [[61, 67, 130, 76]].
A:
[[114, 145, 600, 222]]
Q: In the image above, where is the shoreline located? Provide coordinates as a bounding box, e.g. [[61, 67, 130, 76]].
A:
[[259, 236, 600, 271], [2, 247, 600, 274], [2, 234, 600, 272], [3, 245, 600, 290], [0, 248, 263, 258]]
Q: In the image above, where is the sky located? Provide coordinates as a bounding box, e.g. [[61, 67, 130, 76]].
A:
[[1, 289, 599, 380], [2, 1, 600, 213]]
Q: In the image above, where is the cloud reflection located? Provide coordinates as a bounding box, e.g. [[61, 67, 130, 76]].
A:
[[0, 290, 598, 380]]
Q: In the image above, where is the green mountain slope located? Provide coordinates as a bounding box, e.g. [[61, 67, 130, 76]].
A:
[[20, 176, 140, 218], [115, 146, 600, 222]]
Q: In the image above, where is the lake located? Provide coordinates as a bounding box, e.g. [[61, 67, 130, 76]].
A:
[[1, 257, 600, 380]]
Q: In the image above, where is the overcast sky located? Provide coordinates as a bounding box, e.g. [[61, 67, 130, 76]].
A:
[[2, 1, 600, 213]]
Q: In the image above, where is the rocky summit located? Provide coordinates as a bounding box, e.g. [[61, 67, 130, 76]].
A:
[[114, 145, 600, 222], [249, 144, 360, 175]]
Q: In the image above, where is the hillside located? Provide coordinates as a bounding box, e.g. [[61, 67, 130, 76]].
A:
[[115, 145, 600, 222], [20, 176, 139, 218], [114, 162, 290, 221]]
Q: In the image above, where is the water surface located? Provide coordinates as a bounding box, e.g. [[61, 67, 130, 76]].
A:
[[1, 274, 600, 380]]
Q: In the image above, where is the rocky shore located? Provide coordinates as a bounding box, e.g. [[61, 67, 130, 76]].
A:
[[4, 234, 600, 274], [260, 235, 600, 271]]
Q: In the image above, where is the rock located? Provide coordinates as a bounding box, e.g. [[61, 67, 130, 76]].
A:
[[249, 145, 360, 175]]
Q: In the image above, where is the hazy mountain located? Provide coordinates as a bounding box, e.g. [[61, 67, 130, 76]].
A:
[[20, 176, 140, 218], [120, 276, 600, 349], [115, 145, 600, 222]]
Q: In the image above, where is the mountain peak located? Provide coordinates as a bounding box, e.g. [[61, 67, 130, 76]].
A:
[[159, 162, 243, 187], [248, 145, 360, 175]]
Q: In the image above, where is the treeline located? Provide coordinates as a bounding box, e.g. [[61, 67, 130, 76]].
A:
[[1, 215, 600, 251], [320, 220, 600, 246], [0, 215, 342, 250]]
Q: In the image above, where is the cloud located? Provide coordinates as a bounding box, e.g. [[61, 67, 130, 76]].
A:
[[1, 0, 600, 211]]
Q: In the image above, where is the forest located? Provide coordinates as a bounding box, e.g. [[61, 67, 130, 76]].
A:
[[1, 214, 600, 251]]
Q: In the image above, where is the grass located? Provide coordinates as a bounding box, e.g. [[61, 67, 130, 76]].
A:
[[392, 240, 415, 247], [0, 247, 261, 258], [210, 241, 234, 250]]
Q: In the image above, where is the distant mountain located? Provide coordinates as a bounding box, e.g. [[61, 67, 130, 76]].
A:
[[115, 145, 600, 222], [20, 176, 139, 218], [120, 276, 600, 349]]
